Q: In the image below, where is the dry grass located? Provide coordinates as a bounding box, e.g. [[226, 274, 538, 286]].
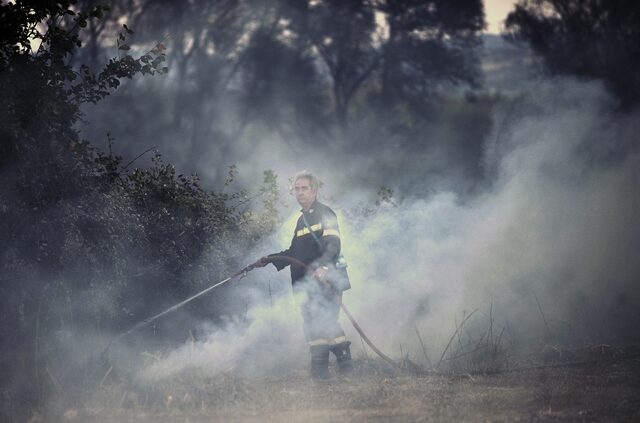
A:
[[29, 346, 640, 423]]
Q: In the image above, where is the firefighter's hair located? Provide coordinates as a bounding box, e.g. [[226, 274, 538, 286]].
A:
[[293, 170, 319, 190]]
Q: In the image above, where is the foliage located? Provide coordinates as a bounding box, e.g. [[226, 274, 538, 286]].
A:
[[504, 0, 640, 109], [277, 0, 485, 129], [80, 0, 486, 166], [378, 0, 484, 109], [0, 2, 279, 419], [238, 28, 329, 138], [294, 0, 380, 128], [0, 0, 167, 170]]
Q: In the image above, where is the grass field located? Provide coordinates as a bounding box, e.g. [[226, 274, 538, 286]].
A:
[[30, 346, 640, 422]]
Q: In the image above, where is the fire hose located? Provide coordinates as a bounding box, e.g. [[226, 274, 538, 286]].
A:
[[108, 256, 398, 369], [266, 255, 397, 368]]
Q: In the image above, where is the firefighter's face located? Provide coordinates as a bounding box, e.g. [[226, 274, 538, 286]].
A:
[[293, 177, 317, 209]]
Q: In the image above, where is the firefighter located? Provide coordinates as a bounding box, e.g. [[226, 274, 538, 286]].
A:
[[255, 170, 352, 379]]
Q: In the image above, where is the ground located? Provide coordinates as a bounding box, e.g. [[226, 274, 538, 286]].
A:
[[36, 347, 640, 422]]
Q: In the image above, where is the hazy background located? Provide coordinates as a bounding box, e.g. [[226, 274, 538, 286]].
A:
[[34, 0, 640, 366], [137, 75, 640, 380], [75, 0, 639, 378], [2, 0, 640, 418]]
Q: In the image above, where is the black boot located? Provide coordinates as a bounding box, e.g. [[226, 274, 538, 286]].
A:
[[310, 344, 330, 379], [331, 341, 353, 375]]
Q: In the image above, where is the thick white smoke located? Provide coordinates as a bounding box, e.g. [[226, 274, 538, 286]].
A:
[[142, 77, 640, 379], [345, 78, 640, 354], [142, 293, 308, 379]]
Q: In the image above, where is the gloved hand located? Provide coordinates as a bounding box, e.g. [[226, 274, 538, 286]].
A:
[[254, 256, 270, 267]]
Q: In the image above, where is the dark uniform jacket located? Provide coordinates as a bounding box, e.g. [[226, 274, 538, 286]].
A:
[[269, 200, 350, 291]]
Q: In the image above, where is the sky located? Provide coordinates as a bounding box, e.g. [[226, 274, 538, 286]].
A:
[[485, 0, 518, 33]]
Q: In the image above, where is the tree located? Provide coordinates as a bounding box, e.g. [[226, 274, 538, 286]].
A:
[[78, 0, 253, 173], [0, 0, 167, 170], [305, 0, 379, 129], [378, 0, 485, 111], [504, 0, 640, 109], [238, 27, 330, 140], [0, 2, 259, 418], [277, 0, 484, 133]]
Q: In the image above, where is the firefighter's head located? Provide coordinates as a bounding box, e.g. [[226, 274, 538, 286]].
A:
[[292, 170, 318, 210]]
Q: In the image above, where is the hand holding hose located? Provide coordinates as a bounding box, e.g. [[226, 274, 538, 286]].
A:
[[254, 256, 271, 268]]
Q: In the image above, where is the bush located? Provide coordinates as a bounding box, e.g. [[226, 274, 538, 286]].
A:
[[0, 2, 278, 419]]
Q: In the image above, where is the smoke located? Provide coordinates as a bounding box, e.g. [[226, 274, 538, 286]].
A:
[[344, 77, 640, 353], [140, 76, 640, 379], [141, 294, 307, 379]]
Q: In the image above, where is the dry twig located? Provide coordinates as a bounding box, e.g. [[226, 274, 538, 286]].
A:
[[437, 309, 477, 369], [415, 325, 432, 368]]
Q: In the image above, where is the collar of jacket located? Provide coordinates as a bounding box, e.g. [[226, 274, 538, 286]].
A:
[[301, 199, 319, 215]]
